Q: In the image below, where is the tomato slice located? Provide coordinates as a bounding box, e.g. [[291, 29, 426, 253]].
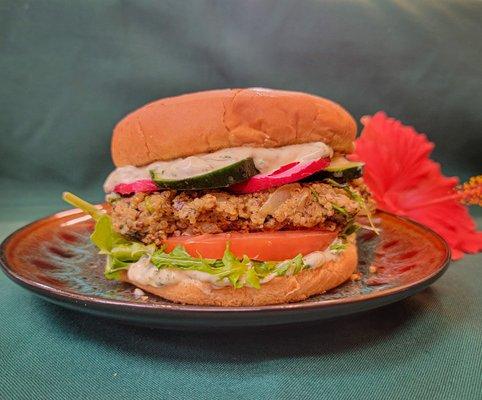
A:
[[165, 230, 338, 261]]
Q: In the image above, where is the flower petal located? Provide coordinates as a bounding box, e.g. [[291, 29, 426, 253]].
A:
[[351, 112, 482, 260]]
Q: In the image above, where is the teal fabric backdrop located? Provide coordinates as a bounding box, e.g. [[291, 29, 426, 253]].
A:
[[0, 1, 481, 399]]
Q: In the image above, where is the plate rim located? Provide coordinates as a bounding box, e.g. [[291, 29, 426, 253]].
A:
[[0, 209, 451, 314]]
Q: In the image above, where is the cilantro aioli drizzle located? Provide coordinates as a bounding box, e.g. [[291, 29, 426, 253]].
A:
[[104, 142, 333, 193]]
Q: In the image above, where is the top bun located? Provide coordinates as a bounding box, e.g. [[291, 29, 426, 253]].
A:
[[112, 88, 357, 167]]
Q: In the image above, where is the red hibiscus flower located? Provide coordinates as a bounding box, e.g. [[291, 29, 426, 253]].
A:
[[350, 112, 482, 260]]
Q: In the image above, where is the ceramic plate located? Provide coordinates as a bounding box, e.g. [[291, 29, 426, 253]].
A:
[[0, 209, 450, 329]]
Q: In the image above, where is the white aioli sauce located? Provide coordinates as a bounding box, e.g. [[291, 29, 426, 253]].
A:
[[104, 142, 332, 193], [127, 240, 343, 289]]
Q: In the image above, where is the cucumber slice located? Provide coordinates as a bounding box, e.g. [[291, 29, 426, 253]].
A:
[[150, 158, 259, 190], [324, 161, 364, 181], [306, 157, 364, 182], [324, 158, 364, 173]]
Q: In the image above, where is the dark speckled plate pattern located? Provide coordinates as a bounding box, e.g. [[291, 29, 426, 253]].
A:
[[0, 210, 450, 329]]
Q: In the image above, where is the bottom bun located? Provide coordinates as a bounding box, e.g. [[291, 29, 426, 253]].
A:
[[121, 242, 357, 307]]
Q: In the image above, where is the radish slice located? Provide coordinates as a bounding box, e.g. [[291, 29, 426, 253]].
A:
[[112, 157, 330, 194], [114, 180, 158, 195], [230, 157, 331, 193]]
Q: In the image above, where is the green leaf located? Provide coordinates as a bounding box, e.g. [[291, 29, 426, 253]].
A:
[[324, 179, 379, 235], [169, 245, 192, 258], [104, 256, 131, 280], [290, 254, 304, 274], [151, 246, 217, 273], [222, 244, 248, 288], [63, 192, 153, 280], [323, 178, 347, 188], [252, 260, 277, 278], [331, 203, 349, 216], [274, 254, 305, 276], [88, 212, 153, 279], [274, 261, 290, 276], [91, 215, 123, 253], [310, 188, 320, 202], [342, 222, 360, 237], [329, 241, 347, 253], [245, 267, 261, 289], [111, 243, 155, 261]]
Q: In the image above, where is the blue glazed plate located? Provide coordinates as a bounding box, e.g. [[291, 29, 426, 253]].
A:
[[0, 209, 450, 329]]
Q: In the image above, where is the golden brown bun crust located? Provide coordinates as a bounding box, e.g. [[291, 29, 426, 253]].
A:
[[120, 242, 357, 307], [112, 88, 357, 167]]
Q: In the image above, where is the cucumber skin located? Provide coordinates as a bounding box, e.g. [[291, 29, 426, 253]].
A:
[[305, 165, 363, 183], [150, 158, 259, 190]]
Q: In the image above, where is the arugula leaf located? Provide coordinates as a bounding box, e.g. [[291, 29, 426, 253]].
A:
[[91, 215, 126, 253], [329, 241, 347, 253], [342, 220, 360, 237], [290, 254, 304, 274], [151, 246, 218, 273], [63, 192, 153, 280], [92, 217, 153, 279], [273, 254, 304, 276], [104, 257, 132, 280], [245, 267, 261, 289], [331, 203, 349, 217], [324, 179, 379, 235], [273, 261, 290, 276], [310, 188, 320, 202], [221, 244, 248, 288], [111, 243, 156, 261], [239, 255, 260, 289]]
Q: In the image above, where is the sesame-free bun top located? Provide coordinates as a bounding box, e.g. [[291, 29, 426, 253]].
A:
[[112, 88, 357, 167]]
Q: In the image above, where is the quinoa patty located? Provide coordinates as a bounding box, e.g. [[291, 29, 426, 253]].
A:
[[109, 180, 372, 246]]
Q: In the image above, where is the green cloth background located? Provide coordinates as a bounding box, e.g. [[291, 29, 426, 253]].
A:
[[0, 1, 481, 399]]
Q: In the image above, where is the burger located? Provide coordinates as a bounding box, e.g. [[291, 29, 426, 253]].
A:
[[64, 88, 375, 306]]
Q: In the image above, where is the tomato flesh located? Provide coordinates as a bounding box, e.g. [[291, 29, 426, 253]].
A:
[[165, 230, 338, 261]]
